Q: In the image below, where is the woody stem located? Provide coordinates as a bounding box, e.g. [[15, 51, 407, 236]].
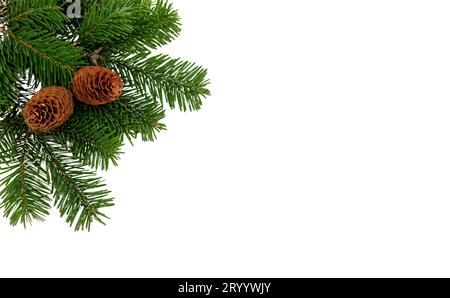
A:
[[89, 47, 104, 65]]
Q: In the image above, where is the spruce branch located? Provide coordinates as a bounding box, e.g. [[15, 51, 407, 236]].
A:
[[104, 53, 210, 111], [52, 103, 124, 171], [0, 50, 20, 112], [2, 29, 85, 86], [38, 137, 114, 231], [57, 92, 165, 152], [113, 0, 181, 51], [0, 120, 52, 227], [7, 0, 60, 18], [103, 90, 166, 143], [6, 5, 67, 33], [0, 0, 85, 86], [78, 0, 138, 46], [136, 0, 181, 49], [0, 113, 21, 163], [0, 0, 211, 231]]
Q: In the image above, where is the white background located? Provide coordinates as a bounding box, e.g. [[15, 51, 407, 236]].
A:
[[2, 0, 450, 278]]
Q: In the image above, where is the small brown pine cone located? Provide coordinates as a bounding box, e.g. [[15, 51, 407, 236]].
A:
[[23, 86, 74, 133], [72, 66, 123, 106]]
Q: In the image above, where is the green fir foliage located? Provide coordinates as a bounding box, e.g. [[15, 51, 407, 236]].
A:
[[0, 0, 210, 230]]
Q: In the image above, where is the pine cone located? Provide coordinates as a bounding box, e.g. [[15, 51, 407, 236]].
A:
[[23, 86, 74, 133], [72, 66, 123, 106]]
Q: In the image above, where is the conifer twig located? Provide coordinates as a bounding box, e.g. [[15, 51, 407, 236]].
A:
[[0, 0, 210, 230], [89, 46, 104, 65]]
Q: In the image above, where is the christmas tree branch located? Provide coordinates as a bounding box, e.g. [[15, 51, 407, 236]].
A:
[[5, 5, 66, 32], [114, 0, 181, 51], [52, 104, 125, 171], [102, 92, 166, 143], [0, 0, 210, 231], [0, 114, 20, 162], [78, 0, 138, 46], [0, 125, 52, 227], [1, 0, 85, 86], [52, 126, 123, 171], [39, 138, 114, 231], [104, 53, 210, 111], [3, 29, 85, 86], [0, 53, 19, 112]]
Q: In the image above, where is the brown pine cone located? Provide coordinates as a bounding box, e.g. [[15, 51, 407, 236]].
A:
[[72, 66, 123, 106], [23, 86, 74, 133]]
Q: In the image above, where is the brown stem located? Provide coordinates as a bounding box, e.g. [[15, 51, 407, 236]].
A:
[[89, 47, 104, 66]]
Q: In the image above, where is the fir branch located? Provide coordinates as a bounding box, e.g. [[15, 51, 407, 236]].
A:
[[0, 121, 52, 227], [0, 113, 21, 162], [52, 127, 123, 171], [53, 92, 165, 167], [113, 0, 181, 51], [0, 0, 211, 231], [3, 29, 85, 86], [7, 0, 59, 18], [52, 104, 124, 170], [0, 48, 20, 112], [100, 91, 166, 143], [39, 137, 114, 231], [6, 4, 67, 33], [78, 0, 138, 46], [104, 53, 210, 111], [136, 0, 181, 49]]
